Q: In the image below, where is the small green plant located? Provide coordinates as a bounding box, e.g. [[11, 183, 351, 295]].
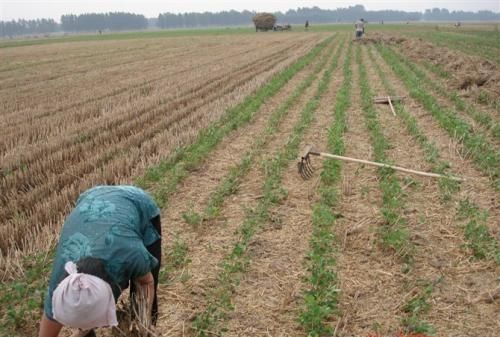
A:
[[402, 279, 440, 335], [181, 208, 203, 228], [167, 235, 190, 269], [477, 92, 489, 105], [457, 199, 499, 262], [159, 234, 190, 284], [0, 252, 52, 335]]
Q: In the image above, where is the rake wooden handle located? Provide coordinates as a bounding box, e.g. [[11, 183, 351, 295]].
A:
[[388, 96, 396, 116], [313, 151, 463, 181]]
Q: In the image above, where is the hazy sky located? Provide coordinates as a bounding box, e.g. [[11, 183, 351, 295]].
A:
[[1, 0, 499, 21]]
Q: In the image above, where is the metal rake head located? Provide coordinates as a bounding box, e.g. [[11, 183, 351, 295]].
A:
[[298, 145, 315, 180]]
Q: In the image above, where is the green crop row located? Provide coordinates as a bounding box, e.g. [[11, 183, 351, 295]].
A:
[[361, 45, 440, 334], [457, 199, 500, 263], [357, 45, 411, 259], [299, 39, 351, 337], [183, 37, 339, 226], [192, 35, 343, 337], [135, 36, 333, 207], [376, 45, 500, 190], [365, 46, 459, 200], [368, 45, 498, 264]]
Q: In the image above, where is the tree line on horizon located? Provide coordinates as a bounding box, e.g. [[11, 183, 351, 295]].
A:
[[1, 5, 499, 37]]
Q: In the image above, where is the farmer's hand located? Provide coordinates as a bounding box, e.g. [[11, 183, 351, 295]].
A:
[[133, 272, 155, 331]]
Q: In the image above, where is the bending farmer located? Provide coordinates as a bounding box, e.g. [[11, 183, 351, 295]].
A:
[[38, 185, 162, 337], [355, 18, 365, 38]]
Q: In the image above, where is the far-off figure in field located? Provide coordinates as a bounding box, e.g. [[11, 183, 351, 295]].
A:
[[355, 18, 365, 39], [305, 20, 309, 31]]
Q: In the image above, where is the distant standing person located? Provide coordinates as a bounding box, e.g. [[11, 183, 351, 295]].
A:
[[355, 18, 365, 39], [38, 185, 162, 337], [305, 20, 309, 30]]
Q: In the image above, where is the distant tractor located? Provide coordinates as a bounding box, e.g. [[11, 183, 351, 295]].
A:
[[253, 13, 277, 32]]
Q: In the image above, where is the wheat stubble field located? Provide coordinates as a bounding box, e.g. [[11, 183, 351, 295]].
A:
[[0, 25, 498, 337]]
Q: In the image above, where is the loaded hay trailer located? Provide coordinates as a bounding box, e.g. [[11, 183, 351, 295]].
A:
[[252, 13, 276, 32]]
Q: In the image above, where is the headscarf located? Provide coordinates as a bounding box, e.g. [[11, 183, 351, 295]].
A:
[[52, 261, 118, 329]]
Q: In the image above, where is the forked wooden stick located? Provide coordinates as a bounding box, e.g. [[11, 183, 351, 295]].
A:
[[301, 146, 464, 181]]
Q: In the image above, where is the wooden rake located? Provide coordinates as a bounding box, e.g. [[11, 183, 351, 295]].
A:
[[298, 145, 463, 181], [373, 95, 405, 116]]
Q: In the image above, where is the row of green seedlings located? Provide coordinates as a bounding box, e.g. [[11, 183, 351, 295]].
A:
[[298, 40, 352, 337], [388, 46, 500, 140], [158, 36, 338, 280], [367, 44, 499, 333], [192, 36, 344, 337], [366, 45, 499, 263], [362, 45, 446, 335], [375, 45, 500, 190], [134, 36, 333, 206], [0, 36, 335, 337], [356, 45, 413, 262], [171, 36, 337, 282], [364, 46, 459, 200], [360, 44, 445, 335], [419, 60, 500, 112], [182, 37, 340, 226]]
